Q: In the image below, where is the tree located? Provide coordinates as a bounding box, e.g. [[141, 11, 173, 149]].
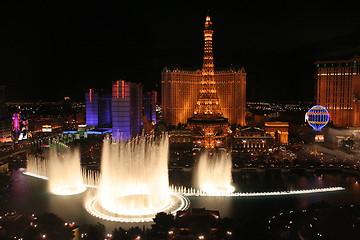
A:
[[112, 227, 127, 240], [127, 227, 143, 240], [23, 226, 40, 240], [35, 212, 74, 240], [80, 223, 105, 240], [0, 232, 11, 240], [152, 212, 175, 237], [112, 227, 144, 240], [218, 217, 233, 231]]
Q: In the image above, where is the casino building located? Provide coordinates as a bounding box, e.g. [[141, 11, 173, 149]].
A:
[[161, 15, 246, 127], [315, 56, 360, 127], [85, 89, 112, 127], [111, 80, 143, 140]]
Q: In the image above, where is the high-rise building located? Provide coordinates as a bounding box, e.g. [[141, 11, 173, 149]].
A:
[[85, 89, 112, 127], [143, 91, 157, 124], [161, 16, 246, 127], [112, 80, 143, 140], [315, 56, 360, 127]]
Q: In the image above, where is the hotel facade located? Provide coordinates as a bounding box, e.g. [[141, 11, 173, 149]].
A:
[[161, 18, 246, 127], [85, 89, 112, 127], [315, 56, 360, 127], [162, 67, 246, 127], [112, 80, 143, 140]]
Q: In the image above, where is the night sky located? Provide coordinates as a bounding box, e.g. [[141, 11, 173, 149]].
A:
[[2, 0, 360, 102]]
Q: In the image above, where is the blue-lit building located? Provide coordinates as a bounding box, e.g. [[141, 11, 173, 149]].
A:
[[85, 89, 112, 127], [143, 91, 157, 124], [112, 80, 143, 140]]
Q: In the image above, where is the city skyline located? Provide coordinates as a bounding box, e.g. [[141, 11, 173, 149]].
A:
[[2, 1, 360, 101]]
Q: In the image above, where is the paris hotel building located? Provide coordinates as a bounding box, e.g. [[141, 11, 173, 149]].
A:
[[315, 56, 360, 127], [161, 67, 246, 126]]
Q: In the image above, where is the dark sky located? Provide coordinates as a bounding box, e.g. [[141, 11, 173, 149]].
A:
[[2, 0, 360, 102]]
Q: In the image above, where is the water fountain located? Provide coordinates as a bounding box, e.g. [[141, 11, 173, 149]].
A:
[[47, 148, 86, 195], [24, 134, 345, 223], [85, 134, 189, 222], [26, 155, 47, 180], [195, 150, 235, 195], [25, 147, 86, 195]]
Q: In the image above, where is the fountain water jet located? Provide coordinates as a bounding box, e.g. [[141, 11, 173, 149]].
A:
[[100, 135, 170, 214], [26, 155, 47, 179], [84, 134, 189, 222], [25, 148, 86, 195], [196, 150, 235, 194], [47, 148, 86, 195]]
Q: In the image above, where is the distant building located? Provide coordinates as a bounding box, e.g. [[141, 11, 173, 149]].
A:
[[315, 56, 360, 127], [143, 91, 157, 124], [265, 122, 289, 144], [0, 85, 11, 140], [11, 113, 28, 142], [0, 162, 9, 173], [112, 80, 143, 140], [85, 89, 112, 127], [162, 68, 246, 127], [161, 15, 246, 127], [169, 129, 193, 148], [232, 126, 274, 149]]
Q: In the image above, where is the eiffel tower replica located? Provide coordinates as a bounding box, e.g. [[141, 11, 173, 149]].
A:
[[188, 13, 230, 149]]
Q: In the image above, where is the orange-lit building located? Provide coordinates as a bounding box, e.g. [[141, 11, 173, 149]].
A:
[[265, 121, 289, 144], [315, 56, 360, 127], [182, 14, 231, 149], [232, 126, 274, 149], [161, 18, 246, 127]]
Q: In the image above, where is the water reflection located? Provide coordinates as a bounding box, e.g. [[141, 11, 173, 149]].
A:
[[2, 169, 360, 231]]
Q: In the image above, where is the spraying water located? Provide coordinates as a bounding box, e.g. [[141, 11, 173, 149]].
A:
[[26, 147, 85, 195], [26, 155, 47, 179], [47, 147, 86, 195], [98, 134, 172, 216], [196, 150, 235, 194]]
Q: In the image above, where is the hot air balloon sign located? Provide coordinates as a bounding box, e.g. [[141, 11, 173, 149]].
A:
[[305, 105, 330, 142]]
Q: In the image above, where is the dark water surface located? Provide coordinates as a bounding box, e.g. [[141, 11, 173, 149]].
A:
[[1, 169, 360, 232]]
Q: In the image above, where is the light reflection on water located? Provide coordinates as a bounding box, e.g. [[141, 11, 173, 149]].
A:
[[1, 169, 360, 231]]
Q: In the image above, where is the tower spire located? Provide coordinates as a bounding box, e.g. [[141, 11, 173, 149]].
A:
[[188, 13, 230, 149], [193, 13, 222, 117]]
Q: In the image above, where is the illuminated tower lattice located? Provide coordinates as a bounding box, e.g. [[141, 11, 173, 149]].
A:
[[188, 13, 230, 149], [193, 15, 222, 117]]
